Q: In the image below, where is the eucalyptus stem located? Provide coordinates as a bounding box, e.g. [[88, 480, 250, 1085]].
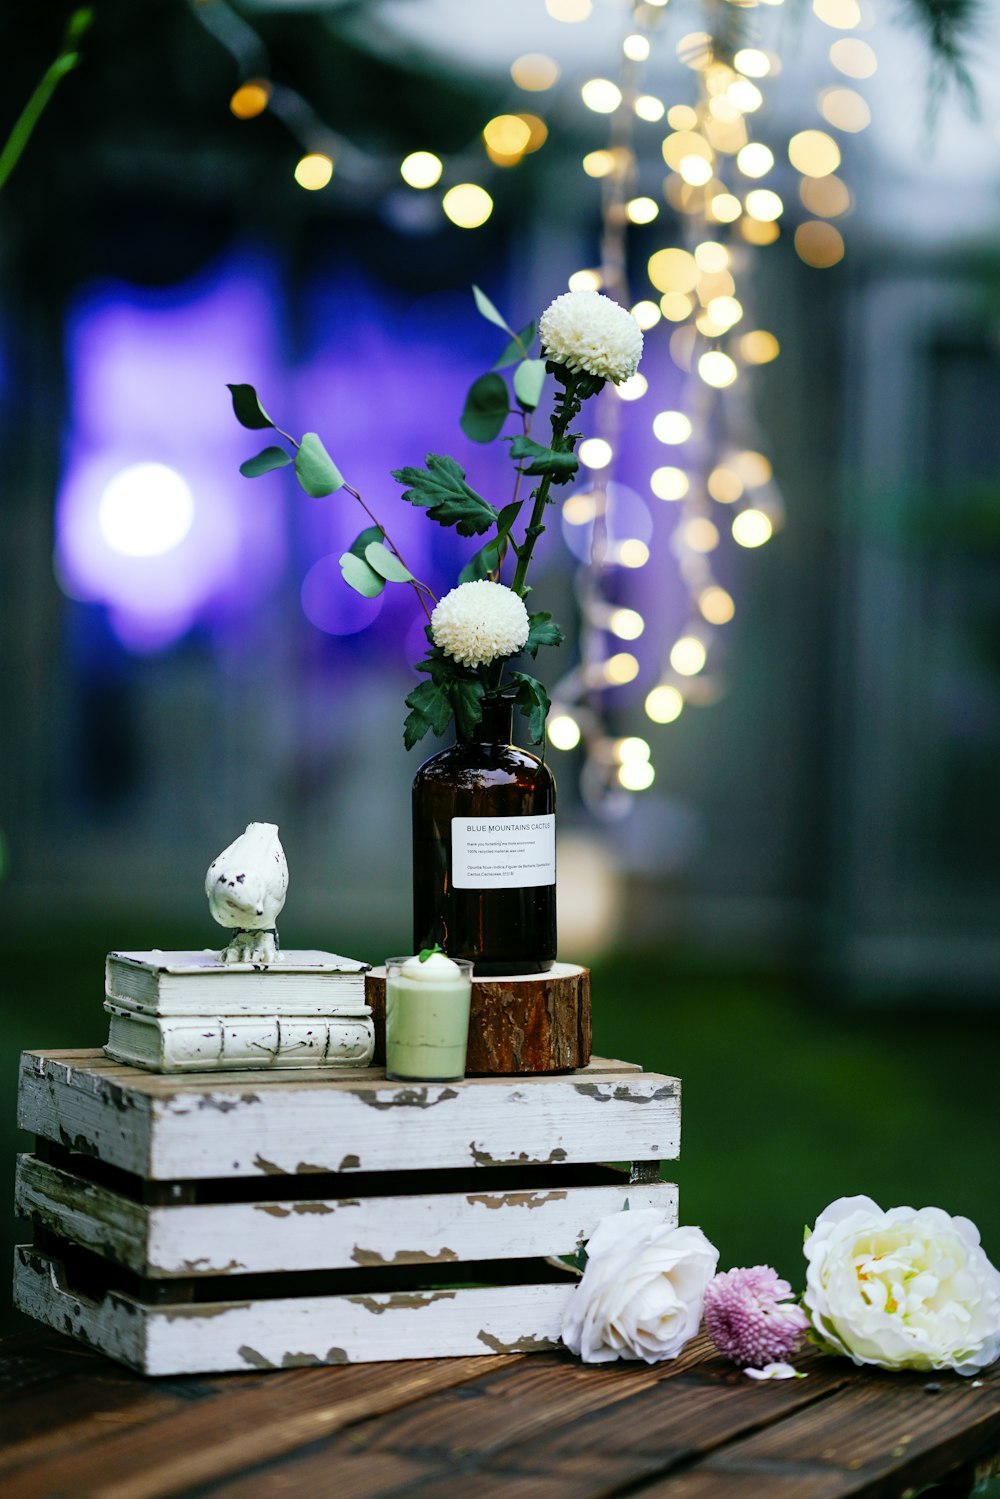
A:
[[344, 482, 437, 624], [492, 409, 532, 581]]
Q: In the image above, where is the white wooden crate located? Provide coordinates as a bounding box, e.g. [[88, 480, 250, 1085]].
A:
[[14, 1049, 681, 1376]]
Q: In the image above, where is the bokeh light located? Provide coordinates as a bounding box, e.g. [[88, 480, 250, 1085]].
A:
[[795, 220, 846, 267], [442, 183, 494, 228], [294, 153, 334, 190], [732, 508, 774, 546], [98, 464, 194, 557], [511, 53, 561, 90], [645, 684, 684, 723], [400, 151, 443, 189]]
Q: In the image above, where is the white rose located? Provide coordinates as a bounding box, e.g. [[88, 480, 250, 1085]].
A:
[[804, 1195, 1000, 1376], [562, 1209, 719, 1365]]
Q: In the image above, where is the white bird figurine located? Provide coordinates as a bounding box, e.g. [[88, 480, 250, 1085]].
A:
[[205, 822, 289, 965]]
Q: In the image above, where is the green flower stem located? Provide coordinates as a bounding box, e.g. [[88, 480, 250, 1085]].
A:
[[509, 374, 583, 600], [492, 410, 532, 582], [0, 9, 92, 194], [343, 482, 437, 624]]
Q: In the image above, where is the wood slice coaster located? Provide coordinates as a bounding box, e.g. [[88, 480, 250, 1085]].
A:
[[365, 962, 591, 1075]]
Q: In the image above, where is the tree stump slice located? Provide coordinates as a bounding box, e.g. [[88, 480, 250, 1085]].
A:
[[365, 962, 591, 1075]]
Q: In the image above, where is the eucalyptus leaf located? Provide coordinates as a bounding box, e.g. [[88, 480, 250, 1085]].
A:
[[348, 524, 385, 560], [296, 432, 345, 497], [392, 453, 499, 537], [494, 321, 536, 370], [239, 445, 292, 478], [227, 383, 274, 431], [460, 373, 510, 444], [365, 540, 413, 583], [513, 359, 547, 412], [339, 551, 385, 598], [472, 284, 513, 335], [508, 434, 578, 485]]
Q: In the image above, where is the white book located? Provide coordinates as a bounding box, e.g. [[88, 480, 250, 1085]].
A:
[[102, 1001, 375, 1073], [105, 949, 370, 1017]]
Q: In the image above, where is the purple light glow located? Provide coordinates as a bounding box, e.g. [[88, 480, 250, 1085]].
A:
[[55, 255, 285, 653], [301, 554, 385, 635]]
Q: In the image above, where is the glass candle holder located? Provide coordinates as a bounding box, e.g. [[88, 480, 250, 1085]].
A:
[[384, 954, 473, 1083]]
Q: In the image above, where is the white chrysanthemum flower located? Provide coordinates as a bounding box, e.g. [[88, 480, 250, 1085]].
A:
[[539, 290, 643, 385], [431, 580, 530, 669]]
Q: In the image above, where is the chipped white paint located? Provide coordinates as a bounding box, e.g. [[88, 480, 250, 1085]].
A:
[[15, 1049, 682, 1375], [14, 1248, 578, 1376], [20, 1052, 680, 1181], [16, 1154, 678, 1277]]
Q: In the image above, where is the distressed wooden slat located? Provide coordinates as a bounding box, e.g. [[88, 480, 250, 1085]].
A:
[[23, 1049, 640, 1089], [16, 1153, 678, 1277], [14, 1247, 579, 1375], [20, 1052, 679, 1180], [0, 1350, 513, 1499]]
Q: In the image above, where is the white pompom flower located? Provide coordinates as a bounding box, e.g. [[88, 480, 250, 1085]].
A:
[[431, 580, 530, 669], [539, 290, 643, 385]]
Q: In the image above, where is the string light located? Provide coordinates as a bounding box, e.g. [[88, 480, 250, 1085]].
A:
[[442, 183, 493, 228], [400, 152, 442, 189], [732, 508, 774, 547], [548, 714, 582, 750], [294, 153, 334, 190], [609, 608, 645, 640], [645, 684, 684, 723], [581, 79, 622, 113], [670, 637, 708, 676], [653, 410, 692, 444], [511, 53, 561, 90], [651, 465, 690, 500], [578, 437, 614, 469], [230, 80, 270, 119]]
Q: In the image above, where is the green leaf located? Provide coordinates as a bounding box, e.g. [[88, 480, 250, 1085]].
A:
[[460, 373, 510, 444], [494, 321, 536, 370], [365, 540, 413, 583], [239, 445, 292, 478], [295, 432, 345, 497], [525, 611, 565, 656], [347, 525, 385, 560], [404, 679, 453, 750], [450, 678, 485, 740], [459, 536, 502, 584], [227, 383, 274, 431], [392, 454, 499, 537], [496, 501, 522, 537], [339, 551, 385, 598], [508, 435, 578, 485], [510, 670, 551, 744], [472, 284, 513, 335], [513, 359, 547, 412], [419, 944, 445, 961]]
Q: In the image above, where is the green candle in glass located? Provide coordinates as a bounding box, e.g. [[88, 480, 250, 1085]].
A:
[[384, 953, 473, 1082]]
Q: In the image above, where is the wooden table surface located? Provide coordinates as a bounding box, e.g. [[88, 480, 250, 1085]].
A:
[[1, 1328, 998, 1499]]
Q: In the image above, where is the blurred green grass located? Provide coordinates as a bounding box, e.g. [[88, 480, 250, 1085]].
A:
[[3, 934, 998, 1336]]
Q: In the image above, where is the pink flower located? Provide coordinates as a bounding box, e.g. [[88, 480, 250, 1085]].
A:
[[704, 1265, 809, 1368]]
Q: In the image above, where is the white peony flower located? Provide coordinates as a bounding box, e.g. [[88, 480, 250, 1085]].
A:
[[803, 1195, 1000, 1376], [539, 290, 643, 385], [562, 1209, 719, 1365], [430, 579, 530, 669]]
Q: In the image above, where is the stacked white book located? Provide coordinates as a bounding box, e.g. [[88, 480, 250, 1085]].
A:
[[103, 950, 374, 1073]]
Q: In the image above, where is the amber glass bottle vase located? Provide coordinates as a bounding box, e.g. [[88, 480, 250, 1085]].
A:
[[411, 696, 556, 976]]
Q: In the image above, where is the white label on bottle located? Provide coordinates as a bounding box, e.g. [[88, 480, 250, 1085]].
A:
[[451, 815, 556, 890]]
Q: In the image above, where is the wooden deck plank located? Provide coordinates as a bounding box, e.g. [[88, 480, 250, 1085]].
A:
[[0, 1349, 514, 1499], [194, 1339, 847, 1499], [636, 1367, 1000, 1498]]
